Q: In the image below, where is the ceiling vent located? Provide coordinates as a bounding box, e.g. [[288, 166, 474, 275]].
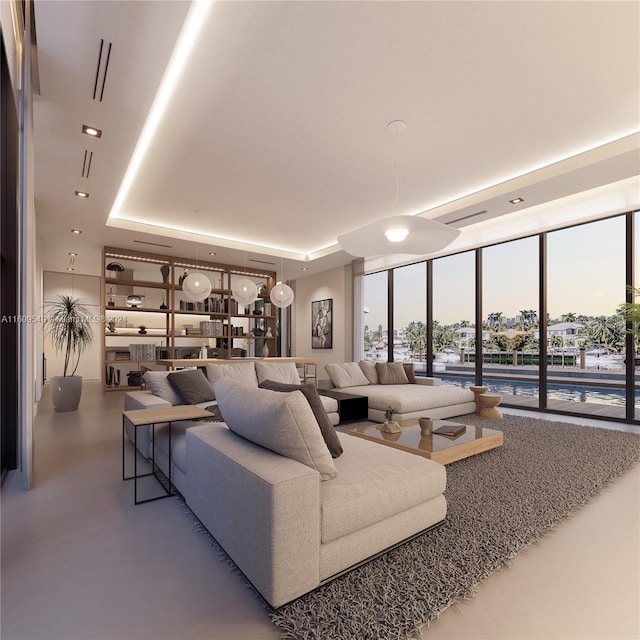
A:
[[133, 240, 173, 249], [93, 39, 112, 102], [81, 150, 93, 178], [249, 258, 276, 266], [441, 210, 489, 227]]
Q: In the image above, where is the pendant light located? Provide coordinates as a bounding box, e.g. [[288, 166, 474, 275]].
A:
[[182, 243, 212, 302], [270, 258, 294, 308], [337, 120, 460, 257], [232, 253, 259, 306]]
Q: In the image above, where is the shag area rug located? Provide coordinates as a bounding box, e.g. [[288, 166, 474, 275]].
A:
[[268, 414, 640, 640]]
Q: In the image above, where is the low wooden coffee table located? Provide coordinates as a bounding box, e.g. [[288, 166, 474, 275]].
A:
[[350, 419, 503, 465]]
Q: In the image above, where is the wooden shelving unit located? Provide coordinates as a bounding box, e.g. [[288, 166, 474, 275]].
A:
[[102, 247, 277, 393]]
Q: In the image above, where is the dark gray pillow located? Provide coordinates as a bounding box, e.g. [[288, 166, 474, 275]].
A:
[[258, 380, 343, 458], [168, 369, 214, 404]]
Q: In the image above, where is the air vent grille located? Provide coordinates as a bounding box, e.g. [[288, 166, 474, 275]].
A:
[[249, 258, 276, 266], [442, 210, 489, 226], [133, 240, 173, 249], [81, 150, 93, 178], [93, 39, 112, 102]]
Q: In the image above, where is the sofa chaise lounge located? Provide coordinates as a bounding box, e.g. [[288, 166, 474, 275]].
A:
[[321, 361, 477, 422], [123, 372, 448, 608]]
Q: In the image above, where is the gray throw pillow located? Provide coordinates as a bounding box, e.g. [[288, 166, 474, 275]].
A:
[[168, 369, 215, 404], [258, 379, 343, 458]]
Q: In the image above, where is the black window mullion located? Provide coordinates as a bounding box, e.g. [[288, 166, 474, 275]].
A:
[[539, 233, 548, 410]]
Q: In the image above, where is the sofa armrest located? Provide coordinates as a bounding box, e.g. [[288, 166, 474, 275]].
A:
[[185, 424, 321, 608], [124, 390, 172, 411], [416, 377, 442, 387]]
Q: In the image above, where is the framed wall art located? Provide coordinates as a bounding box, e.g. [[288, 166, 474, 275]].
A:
[[311, 298, 333, 349]]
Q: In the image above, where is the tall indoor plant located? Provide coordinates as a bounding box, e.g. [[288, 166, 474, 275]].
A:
[[46, 294, 94, 411]]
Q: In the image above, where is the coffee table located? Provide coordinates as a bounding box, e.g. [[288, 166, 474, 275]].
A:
[[350, 418, 503, 465]]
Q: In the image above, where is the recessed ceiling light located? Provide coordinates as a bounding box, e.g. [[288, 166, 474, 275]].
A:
[[67, 267, 75, 271], [301, 267, 309, 271], [209, 252, 216, 256], [68, 252, 77, 256], [71, 229, 82, 234], [75, 191, 90, 198], [509, 197, 524, 204], [82, 124, 102, 138]]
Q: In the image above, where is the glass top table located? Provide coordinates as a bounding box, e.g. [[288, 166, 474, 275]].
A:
[[349, 419, 503, 465]]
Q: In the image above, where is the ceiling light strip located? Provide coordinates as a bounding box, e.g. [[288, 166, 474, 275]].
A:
[[81, 150, 88, 178], [86, 151, 93, 178], [92, 39, 104, 100], [99, 42, 112, 102], [108, 0, 213, 221]]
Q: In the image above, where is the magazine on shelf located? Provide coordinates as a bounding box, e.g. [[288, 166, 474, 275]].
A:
[[433, 422, 467, 438]]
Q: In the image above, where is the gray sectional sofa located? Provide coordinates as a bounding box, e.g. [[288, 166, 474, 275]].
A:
[[123, 366, 448, 608], [322, 361, 476, 422]]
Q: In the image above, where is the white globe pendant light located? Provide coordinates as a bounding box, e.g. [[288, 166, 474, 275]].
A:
[[182, 271, 212, 302], [232, 278, 258, 306], [270, 282, 294, 308]]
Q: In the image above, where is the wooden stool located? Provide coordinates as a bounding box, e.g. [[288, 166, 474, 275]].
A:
[[477, 393, 503, 419]]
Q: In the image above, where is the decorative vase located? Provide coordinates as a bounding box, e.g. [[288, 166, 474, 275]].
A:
[[138, 326, 147, 335], [107, 320, 116, 333], [263, 341, 270, 358], [265, 327, 273, 338], [160, 264, 170, 284], [381, 420, 401, 434], [418, 417, 433, 436]]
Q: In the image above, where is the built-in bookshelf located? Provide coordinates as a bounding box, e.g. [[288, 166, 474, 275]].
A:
[[102, 247, 277, 392]]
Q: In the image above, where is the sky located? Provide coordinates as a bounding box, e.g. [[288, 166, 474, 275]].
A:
[[364, 214, 635, 330]]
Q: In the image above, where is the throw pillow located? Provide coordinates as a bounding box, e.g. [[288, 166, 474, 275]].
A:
[[403, 362, 417, 384], [255, 361, 301, 385], [258, 379, 343, 458], [205, 362, 258, 398], [324, 362, 370, 389], [199, 404, 224, 422], [375, 362, 409, 385], [358, 360, 379, 384], [143, 370, 192, 405], [168, 369, 215, 404], [215, 379, 337, 481]]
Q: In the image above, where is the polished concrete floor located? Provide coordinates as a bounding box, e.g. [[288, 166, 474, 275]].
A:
[[1, 382, 639, 640]]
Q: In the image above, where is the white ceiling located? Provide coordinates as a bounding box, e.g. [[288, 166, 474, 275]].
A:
[[33, 0, 640, 279]]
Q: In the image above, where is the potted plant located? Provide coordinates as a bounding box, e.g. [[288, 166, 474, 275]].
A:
[[46, 294, 94, 412], [381, 405, 401, 434]]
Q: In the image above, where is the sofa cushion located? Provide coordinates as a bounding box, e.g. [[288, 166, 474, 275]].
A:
[[143, 369, 194, 406], [358, 360, 379, 384], [321, 434, 446, 543], [403, 362, 417, 384], [376, 362, 409, 385], [206, 362, 258, 398], [168, 369, 215, 404], [325, 362, 370, 389], [342, 383, 475, 413], [258, 380, 343, 458], [255, 361, 301, 385], [215, 379, 337, 480]]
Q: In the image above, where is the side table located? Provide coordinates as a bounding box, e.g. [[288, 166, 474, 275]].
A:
[[122, 405, 212, 505], [318, 389, 368, 422]]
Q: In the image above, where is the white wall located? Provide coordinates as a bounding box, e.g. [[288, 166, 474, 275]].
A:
[[291, 263, 353, 380], [42, 271, 102, 380]]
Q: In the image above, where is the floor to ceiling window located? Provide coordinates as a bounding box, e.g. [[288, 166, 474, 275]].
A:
[[362, 211, 638, 424], [432, 251, 475, 385], [392, 262, 426, 370], [363, 271, 389, 363], [482, 236, 540, 406], [547, 217, 628, 418]]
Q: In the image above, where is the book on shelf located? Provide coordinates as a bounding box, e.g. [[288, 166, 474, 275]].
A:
[[433, 422, 467, 438]]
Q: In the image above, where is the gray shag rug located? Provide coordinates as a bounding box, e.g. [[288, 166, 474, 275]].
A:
[[267, 414, 640, 640]]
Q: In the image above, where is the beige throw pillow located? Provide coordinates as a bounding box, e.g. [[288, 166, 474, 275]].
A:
[[324, 362, 370, 389], [215, 379, 337, 481], [375, 362, 409, 385], [358, 360, 379, 384]]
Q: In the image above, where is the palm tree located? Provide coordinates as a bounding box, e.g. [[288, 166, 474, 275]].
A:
[[563, 312, 577, 323], [404, 321, 427, 362], [486, 311, 504, 331]]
